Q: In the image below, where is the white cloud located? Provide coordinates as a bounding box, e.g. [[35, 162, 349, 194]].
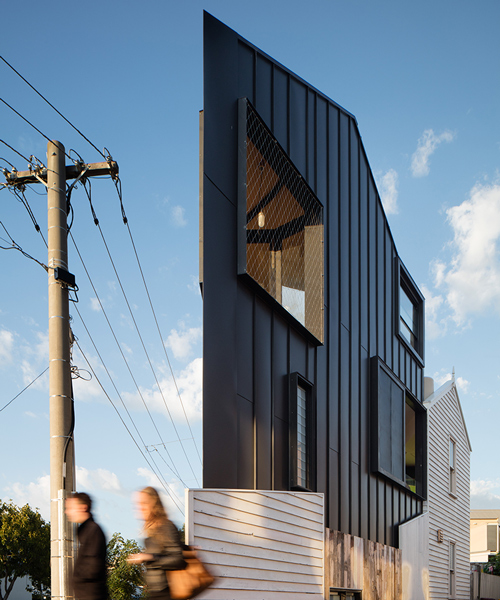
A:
[[76, 466, 124, 494], [411, 129, 455, 177], [122, 357, 202, 422], [0, 329, 14, 365], [432, 369, 470, 393], [90, 297, 101, 312], [165, 326, 202, 360], [471, 479, 500, 509], [171, 205, 187, 228], [377, 169, 399, 215], [434, 182, 500, 325], [4, 474, 51, 520], [187, 275, 200, 294], [420, 284, 445, 339]]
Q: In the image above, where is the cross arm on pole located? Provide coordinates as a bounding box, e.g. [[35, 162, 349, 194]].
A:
[[3, 160, 118, 187]]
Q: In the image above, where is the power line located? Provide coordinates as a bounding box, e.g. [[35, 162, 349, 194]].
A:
[[83, 180, 201, 485], [0, 96, 53, 147], [74, 339, 184, 515], [0, 55, 106, 160], [10, 186, 47, 245], [0, 220, 48, 272], [72, 303, 188, 487], [0, 139, 31, 164], [113, 176, 203, 465], [68, 230, 185, 482], [0, 367, 49, 412]]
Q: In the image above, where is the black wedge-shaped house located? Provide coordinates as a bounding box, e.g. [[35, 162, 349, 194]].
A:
[[195, 12, 427, 599]]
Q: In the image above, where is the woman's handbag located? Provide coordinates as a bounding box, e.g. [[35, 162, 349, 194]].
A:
[[167, 547, 215, 600]]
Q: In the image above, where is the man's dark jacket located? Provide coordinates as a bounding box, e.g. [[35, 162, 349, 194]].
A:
[[72, 515, 107, 600]]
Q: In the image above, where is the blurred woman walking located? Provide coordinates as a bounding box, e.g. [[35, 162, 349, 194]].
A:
[[127, 487, 186, 600]]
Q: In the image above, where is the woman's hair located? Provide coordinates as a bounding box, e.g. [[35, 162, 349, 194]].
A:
[[140, 486, 168, 532]]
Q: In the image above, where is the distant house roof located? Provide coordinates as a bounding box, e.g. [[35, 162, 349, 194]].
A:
[[470, 510, 500, 521], [424, 378, 472, 452]]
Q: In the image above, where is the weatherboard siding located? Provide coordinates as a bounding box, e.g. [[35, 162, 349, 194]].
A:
[[186, 489, 324, 599], [425, 384, 470, 600]]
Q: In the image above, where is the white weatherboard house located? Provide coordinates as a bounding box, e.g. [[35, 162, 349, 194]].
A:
[[400, 375, 471, 600]]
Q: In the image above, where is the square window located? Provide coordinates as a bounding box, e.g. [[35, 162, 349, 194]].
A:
[[238, 98, 324, 343]]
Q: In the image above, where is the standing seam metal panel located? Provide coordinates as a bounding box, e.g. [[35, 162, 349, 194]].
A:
[[203, 12, 423, 545]]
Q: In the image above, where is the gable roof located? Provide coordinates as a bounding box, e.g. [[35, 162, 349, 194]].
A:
[[424, 378, 472, 452]]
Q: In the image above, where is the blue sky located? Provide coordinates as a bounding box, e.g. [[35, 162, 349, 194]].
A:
[[1, 0, 499, 543]]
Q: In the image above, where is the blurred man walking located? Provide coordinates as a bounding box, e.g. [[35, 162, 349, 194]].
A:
[[65, 492, 107, 600]]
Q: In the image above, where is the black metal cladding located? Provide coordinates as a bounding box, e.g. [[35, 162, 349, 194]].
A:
[[202, 12, 425, 546]]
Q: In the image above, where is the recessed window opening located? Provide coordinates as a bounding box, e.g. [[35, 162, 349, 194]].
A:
[[405, 396, 416, 493], [396, 258, 424, 363], [297, 384, 308, 488], [290, 373, 315, 491], [400, 286, 416, 348], [449, 541, 456, 598], [449, 438, 456, 495], [239, 99, 324, 342]]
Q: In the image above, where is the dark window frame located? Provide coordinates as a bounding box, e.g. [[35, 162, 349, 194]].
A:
[[395, 258, 425, 366], [370, 357, 427, 499], [289, 372, 316, 492], [237, 97, 325, 346]]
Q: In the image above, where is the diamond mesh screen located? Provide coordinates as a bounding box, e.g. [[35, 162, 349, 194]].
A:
[[243, 102, 324, 342]]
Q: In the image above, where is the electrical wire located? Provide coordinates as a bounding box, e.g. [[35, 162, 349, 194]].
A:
[[0, 139, 30, 164], [72, 303, 186, 488], [82, 180, 201, 485], [68, 230, 185, 483], [0, 220, 48, 271], [0, 97, 74, 162], [112, 176, 203, 465], [10, 186, 47, 245], [0, 97, 53, 147], [74, 339, 184, 514], [0, 55, 106, 160], [0, 367, 49, 412]]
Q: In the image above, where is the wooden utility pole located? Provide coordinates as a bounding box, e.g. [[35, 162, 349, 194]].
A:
[[4, 141, 118, 600]]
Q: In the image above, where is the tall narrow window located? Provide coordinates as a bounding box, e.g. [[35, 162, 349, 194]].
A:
[[396, 259, 424, 364], [289, 373, 315, 491], [449, 438, 457, 496], [405, 396, 416, 493], [449, 541, 456, 598], [400, 286, 416, 348], [297, 385, 307, 488]]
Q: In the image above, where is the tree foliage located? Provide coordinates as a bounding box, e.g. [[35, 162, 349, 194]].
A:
[[483, 552, 500, 575], [106, 533, 145, 600], [0, 499, 50, 600]]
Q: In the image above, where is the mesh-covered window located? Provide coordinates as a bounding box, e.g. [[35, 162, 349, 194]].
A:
[[238, 99, 324, 342], [297, 385, 307, 488], [289, 372, 315, 491]]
